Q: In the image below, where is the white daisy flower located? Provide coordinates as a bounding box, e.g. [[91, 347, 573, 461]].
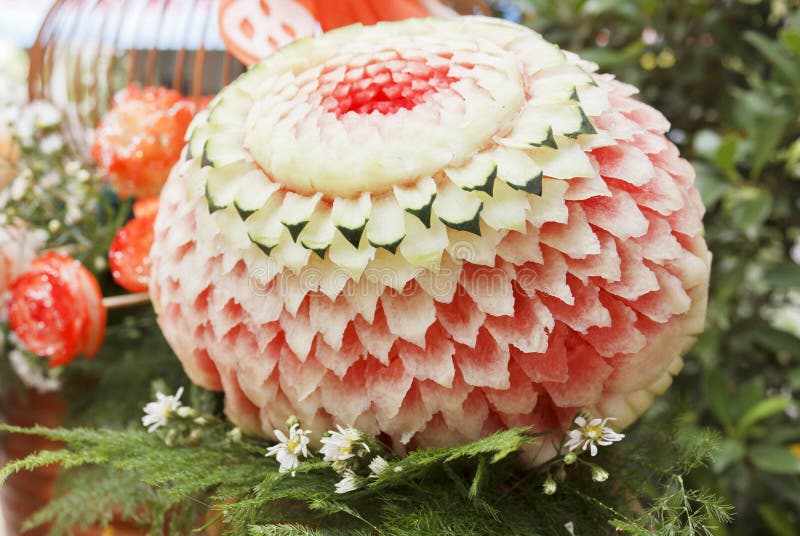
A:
[[266, 423, 311, 476], [564, 416, 625, 457], [320, 425, 368, 462], [334, 469, 362, 494], [368, 456, 390, 478], [142, 387, 184, 432]]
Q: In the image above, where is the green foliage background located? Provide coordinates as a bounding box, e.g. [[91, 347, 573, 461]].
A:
[[2, 0, 800, 534]]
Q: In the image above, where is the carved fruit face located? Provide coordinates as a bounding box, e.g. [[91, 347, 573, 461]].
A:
[[150, 18, 710, 462]]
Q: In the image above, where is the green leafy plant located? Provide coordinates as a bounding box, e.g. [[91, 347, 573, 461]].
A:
[[0, 403, 729, 535]]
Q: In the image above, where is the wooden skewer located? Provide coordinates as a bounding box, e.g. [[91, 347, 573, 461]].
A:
[[101, 292, 151, 309]]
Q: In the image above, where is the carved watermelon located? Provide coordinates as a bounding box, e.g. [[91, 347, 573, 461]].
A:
[[150, 18, 711, 462]]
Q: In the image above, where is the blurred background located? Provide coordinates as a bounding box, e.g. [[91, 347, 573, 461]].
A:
[[0, 0, 51, 46], [2, 0, 800, 534]]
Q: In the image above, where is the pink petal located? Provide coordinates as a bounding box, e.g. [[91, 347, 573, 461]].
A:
[[541, 276, 611, 333], [397, 323, 456, 387], [517, 246, 574, 305], [278, 340, 327, 401], [540, 203, 601, 260], [279, 299, 315, 362], [628, 265, 691, 323], [485, 291, 553, 354], [366, 357, 414, 421], [381, 281, 436, 347], [565, 230, 622, 283], [353, 304, 396, 365], [511, 324, 569, 384], [599, 239, 659, 301], [418, 372, 472, 415], [320, 360, 372, 425], [594, 144, 656, 186], [632, 211, 684, 264], [309, 293, 355, 351], [377, 382, 432, 445], [496, 222, 543, 265], [543, 342, 613, 407], [434, 290, 486, 348], [314, 324, 366, 378], [583, 188, 649, 240], [455, 327, 511, 389], [484, 360, 538, 415], [582, 292, 646, 357]]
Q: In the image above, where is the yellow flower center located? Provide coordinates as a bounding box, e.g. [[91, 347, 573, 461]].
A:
[[584, 425, 603, 440], [287, 437, 302, 453]]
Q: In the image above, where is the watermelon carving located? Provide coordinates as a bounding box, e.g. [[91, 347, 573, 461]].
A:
[[150, 18, 711, 461]]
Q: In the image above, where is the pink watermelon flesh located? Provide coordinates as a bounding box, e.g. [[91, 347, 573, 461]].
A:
[[148, 50, 711, 460]]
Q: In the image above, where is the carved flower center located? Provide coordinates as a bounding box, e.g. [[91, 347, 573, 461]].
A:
[[321, 58, 457, 117]]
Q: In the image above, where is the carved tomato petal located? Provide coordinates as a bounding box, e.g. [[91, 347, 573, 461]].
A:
[[109, 216, 157, 293]]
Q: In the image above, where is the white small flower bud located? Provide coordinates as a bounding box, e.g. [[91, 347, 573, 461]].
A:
[[65, 161, 81, 175], [93, 256, 107, 271], [791, 238, 800, 264], [65, 203, 82, 225], [10, 177, 27, 201], [40, 134, 63, 155], [33, 102, 62, 128], [591, 466, 609, 482], [334, 469, 362, 494], [285, 415, 300, 429], [542, 476, 557, 495], [39, 172, 60, 189], [368, 456, 390, 478], [228, 427, 243, 442], [563, 452, 577, 465], [176, 406, 196, 418], [47, 219, 61, 233], [332, 459, 352, 474]]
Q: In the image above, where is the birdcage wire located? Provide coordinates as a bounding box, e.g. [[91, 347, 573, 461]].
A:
[[28, 0, 247, 161]]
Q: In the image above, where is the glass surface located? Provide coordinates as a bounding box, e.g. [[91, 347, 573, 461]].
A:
[[29, 0, 246, 160]]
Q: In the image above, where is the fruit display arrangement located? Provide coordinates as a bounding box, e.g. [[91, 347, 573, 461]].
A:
[[0, 2, 733, 535]]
